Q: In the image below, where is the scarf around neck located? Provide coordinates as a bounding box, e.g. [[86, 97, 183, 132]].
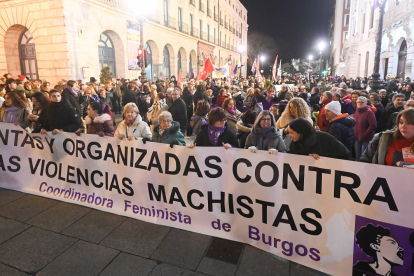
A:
[[208, 125, 226, 146], [4, 107, 19, 123], [67, 87, 80, 98], [226, 108, 236, 115]]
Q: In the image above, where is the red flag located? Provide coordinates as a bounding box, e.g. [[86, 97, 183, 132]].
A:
[[196, 58, 215, 81], [272, 55, 278, 81], [162, 72, 165, 80], [177, 69, 183, 84]]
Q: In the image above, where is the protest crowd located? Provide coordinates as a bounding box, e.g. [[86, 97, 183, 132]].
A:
[[1, 71, 414, 168]]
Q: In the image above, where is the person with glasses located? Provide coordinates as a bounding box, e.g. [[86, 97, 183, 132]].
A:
[[245, 110, 286, 154], [152, 111, 185, 147], [353, 96, 377, 161], [189, 107, 239, 149]]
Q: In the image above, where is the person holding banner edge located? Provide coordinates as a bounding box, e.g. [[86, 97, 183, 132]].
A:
[[189, 107, 239, 149], [152, 111, 185, 147]]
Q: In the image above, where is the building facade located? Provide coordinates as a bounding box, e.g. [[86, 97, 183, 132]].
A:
[[0, 0, 248, 84], [332, 0, 414, 79]]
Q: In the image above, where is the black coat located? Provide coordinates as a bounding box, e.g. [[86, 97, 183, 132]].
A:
[[169, 98, 188, 133], [327, 115, 356, 153], [122, 89, 138, 106], [32, 110, 48, 133], [43, 99, 82, 132], [309, 94, 320, 107], [61, 88, 82, 117], [380, 104, 403, 131], [289, 131, 350, 160], [194, 123, 239, 148], [193, 91, 209, 108]]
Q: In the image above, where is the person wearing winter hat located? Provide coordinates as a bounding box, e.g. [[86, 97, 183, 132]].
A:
[[325, 101, 356, 155]]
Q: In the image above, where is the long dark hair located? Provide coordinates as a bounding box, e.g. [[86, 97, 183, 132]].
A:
[[393, 109, 414, 152], [32, 92, 50, 111], [3, 92, 27, 108], [288, 118, 315, 141]]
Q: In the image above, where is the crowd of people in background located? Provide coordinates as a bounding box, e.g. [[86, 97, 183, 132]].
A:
[[1, 71, 413, 168]]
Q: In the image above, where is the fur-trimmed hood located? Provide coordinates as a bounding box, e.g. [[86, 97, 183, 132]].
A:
[[236, 121, 252, 133], [85, 113, 112, 125]]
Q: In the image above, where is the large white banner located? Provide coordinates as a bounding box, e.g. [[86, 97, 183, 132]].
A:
[[1, 123, 413, 276]]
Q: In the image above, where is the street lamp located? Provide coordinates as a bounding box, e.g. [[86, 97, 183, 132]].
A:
[[318, 42, 325, 75], [238, 44, 244, 78], [370, 0, 388, 92], [130, 0, 157, 81], [260, 55, 265, 76]]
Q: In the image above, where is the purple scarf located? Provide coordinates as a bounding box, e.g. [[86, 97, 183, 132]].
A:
[[67, 87, 80, 98], [4, 107, 19, 123], [125, 118, 136, 126], [226, 108, 236, 115], [208, 125, 225, 146]]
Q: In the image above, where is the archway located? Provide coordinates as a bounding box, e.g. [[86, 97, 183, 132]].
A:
[[163, 46, 171, 79], [177, 47, 188, 76], [189, 50, 197, 77], [4, 25, 39, 79], [397, 40, 407, 79], [146, 40, 160, 80], [98, 32, 116, 76], [145, 43, 153, 80]]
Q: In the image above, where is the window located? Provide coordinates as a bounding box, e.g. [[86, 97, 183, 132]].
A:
[[164, 0, 168, 26], [207, 24, 210, 42], [220, 31, 222, 44], [396, 0, 402, 5], [370, 6, 374, 29], [190, 14, 193, 35], [214, 28, 216, 44], [178, 8, 182, 31], [343, 31, 349, 41], [344, 14, 350, 26], [361, 14, 365, 33], [345, 0, 351, 9], [200, 20, 202, 38]]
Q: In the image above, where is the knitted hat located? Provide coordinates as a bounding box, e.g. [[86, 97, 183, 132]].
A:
[[325, 101, 341, 116]]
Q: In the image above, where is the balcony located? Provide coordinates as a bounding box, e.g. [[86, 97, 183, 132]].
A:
[[229, 26, 232, 32], [220, 19, 223, 25], [199, 3, 205, 12], [189, 0, 195, 6], [214, 14, 218, 22], [192, 28, 199, 38], [148, 11, 160, 24], [201, 32, 208, 41], [207, 9, 212, 17], [233, 29, 235, 34], [236, 31, 238, 36], [239, 33, 242, 38], [221, 41, 225, 48], [164, 16, 177, 30], [225, 22, 228, 29], [179, 22, 189, 34], [227, 43, 230, 49], [209, 35, 214, 43]]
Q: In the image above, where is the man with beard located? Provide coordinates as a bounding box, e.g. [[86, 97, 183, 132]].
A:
[[353, 224, 403, 276], [40, 90, 82, 134], [380, 93, 405, 131]]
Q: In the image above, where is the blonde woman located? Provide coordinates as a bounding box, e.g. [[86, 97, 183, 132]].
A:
[[115, 103, 152, 141], [276, 97, 313, 133]]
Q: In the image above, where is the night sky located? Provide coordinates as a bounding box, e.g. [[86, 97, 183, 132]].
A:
[[240, 0, 336, 61]]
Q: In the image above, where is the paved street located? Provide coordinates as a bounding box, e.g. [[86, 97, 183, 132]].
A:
[[0, 188, 329, 276]]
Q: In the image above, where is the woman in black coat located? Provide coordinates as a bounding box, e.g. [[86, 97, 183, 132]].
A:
[[28, 92, 50, 133], [189, 107, 239, 149], [287, 118, 350, 160], [181, 87, 194, 136]]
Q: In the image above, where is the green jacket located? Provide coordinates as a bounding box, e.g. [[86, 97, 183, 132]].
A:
[[152, 121, 186, 146]]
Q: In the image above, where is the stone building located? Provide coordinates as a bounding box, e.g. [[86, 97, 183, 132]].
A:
[[0, 0, 248, 84], [332, 0, 413, 79]]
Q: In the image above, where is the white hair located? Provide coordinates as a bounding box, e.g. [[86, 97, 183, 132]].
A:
[[357, 96, 367, 104], [158, 111, 172, 120]]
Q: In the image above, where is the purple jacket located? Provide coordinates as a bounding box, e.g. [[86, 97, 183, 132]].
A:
[[353, 106, 377, 142]]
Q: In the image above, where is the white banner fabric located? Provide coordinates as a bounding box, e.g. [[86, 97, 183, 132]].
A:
[[0, 123, 413, 276]]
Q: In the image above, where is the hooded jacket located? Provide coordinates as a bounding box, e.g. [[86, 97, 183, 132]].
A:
[[224, 109, 242, 134], [115, 114, 152, 140], [85, 113, 115, 137], [360, 130, 394, 165], [327, 113, 356, 153]]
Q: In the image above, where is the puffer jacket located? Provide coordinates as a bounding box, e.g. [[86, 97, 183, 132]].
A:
[[236, 121, 252, 149], [289, 131, 350, 160], [190, 115, 207, 136], [114, 114, 152, 140], [360, 131, 393, 165], [152, 121, 186, 146], [245, 126, 286, 152], [85, 113, 115, 137], [327, 114, 356, 153]]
